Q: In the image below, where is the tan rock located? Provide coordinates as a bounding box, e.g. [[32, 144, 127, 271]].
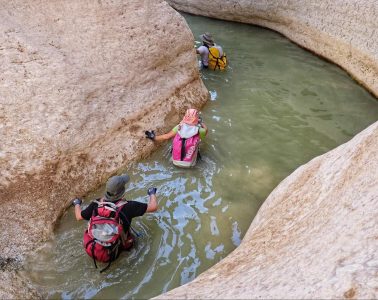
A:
[[0, 0, 207, 297], [0, 259, 41, 299], [157, 121, 378, 299], [167, 0, 378, 97], [160, 1, 378, 298]]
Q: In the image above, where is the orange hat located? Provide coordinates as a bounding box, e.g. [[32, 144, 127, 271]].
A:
[[182, 108, 199, 125]]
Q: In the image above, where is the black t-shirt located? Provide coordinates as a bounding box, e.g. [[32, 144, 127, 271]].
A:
[[81, 199, 147, 232]]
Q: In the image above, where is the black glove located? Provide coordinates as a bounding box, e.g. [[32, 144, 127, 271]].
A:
[[147, 187, 157, 196], [145, 130, 156, 140], [72, 198, 82, 206]]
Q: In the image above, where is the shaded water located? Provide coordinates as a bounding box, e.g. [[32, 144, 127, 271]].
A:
[[24, 13, 378, 299]]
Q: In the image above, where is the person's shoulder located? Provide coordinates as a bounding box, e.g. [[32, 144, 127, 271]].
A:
[[87, 200, 99, 207], [197, 45, 208, 52], [124, 200, 145, 206], [199, 126, 206, 132], [199, 125, 207, 138], [122, 200, 148, 214]]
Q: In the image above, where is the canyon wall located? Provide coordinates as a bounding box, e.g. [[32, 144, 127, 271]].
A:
[[157, 120, 378, 299], [0, 0, 208, 298], [1, 0, 376, 298], [167, 0, 378, 97], [159, 1, 378, 298]]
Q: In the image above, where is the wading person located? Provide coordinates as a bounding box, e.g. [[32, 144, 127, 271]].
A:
[[196, 32, 227, 70], [72, 173, 158, 272], [145, 108, 208, 168]]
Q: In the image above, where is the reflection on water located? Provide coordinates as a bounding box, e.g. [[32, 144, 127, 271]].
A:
[[24, 13, 378, 299]]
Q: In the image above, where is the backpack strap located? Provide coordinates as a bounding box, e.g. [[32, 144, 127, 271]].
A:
[[114, 200, 128, 220], [197, 150, 202, 161], [100, 260, 112, 273], [91, 198, 102, 217], [90, 241, 98, 269], [92, 200, 114, 219], [209, 47, 225, 70], [118, 209, 142, 238], [93, 199, 127, 207], [98, 203, 125, 273], [115, 200, 128, 208], [209, 47, 220, 59], [94, 199, 117, 209], [180, 138, 187, 161], [99, 240, 121, 273]]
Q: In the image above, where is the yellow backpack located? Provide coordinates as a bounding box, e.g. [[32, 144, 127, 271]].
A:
[[208, 46, 227, 70]]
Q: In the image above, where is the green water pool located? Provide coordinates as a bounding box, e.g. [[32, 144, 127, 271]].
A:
[[24, 13, 378, 299]]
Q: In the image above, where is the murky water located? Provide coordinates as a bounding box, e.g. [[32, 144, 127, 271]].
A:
[[24, 13, 378, 299]]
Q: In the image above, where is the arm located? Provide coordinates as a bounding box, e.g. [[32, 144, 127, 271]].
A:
[[146, 194, 158, 212], [154, 130, 176, 142], [74, 204, 84, 220], [200, 123, 208, 136], [197, 45, 206, 55], [146, 187, 158, 212], [145, 129, 176, 142], [72, 198, 84, 221]]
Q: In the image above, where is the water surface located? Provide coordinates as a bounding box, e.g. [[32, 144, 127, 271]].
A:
[[24, 13, 378, 299]]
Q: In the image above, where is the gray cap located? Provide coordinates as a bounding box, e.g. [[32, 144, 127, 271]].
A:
[[200, 32, 214, 46], [104, 173, 130, 201]]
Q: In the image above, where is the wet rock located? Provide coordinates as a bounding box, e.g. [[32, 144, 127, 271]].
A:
[[0, 271, 42, 300], [0, 0, 207, 297], [0, 255, 42, 298], [167, 0, 378, 97], [157, 121, 378, 298]]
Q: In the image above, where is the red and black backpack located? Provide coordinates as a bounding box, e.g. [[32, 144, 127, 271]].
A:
[[83, 199, 127, 272]]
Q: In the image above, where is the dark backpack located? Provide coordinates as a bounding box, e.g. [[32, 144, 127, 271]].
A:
[[83, 199, 127, 272]]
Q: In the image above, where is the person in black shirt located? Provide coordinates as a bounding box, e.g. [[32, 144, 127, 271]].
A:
[[72, 173, 158, 250]]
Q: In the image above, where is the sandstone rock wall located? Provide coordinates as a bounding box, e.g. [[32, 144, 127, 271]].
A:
[[167, 0, 378, 97], [0, 0, 207, 297], [157, 120, 378, 299], [159, 1, 378, 298]]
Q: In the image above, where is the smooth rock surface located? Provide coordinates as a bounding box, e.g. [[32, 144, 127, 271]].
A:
[[157, 121, 378, 299], [0, 0, 207, 298], [167, 0, 378, 97]]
